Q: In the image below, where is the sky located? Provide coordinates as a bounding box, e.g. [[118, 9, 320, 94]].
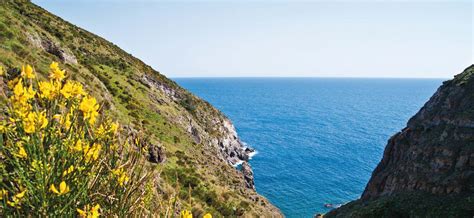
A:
[[33, 0, 472, 78]]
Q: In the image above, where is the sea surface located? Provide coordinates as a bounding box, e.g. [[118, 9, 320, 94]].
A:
[[175, 78, 443, 217]]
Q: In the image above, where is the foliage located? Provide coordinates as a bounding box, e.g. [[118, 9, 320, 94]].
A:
[[0, 63, 152, 217], [326, 192, 474, 217]]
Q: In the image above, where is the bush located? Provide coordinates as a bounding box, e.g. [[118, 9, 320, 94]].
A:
[[0, 63, 151, 217]]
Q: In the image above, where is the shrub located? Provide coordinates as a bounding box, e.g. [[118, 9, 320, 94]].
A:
[[0, 62, 151, 217], [0, 62, 216, 217]]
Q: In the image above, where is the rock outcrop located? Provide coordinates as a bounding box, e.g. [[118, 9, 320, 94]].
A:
[[148, 143, 166, 163], [241, 161, 256, 190], [327, 65, 474, 217], [362, 65, 474, 200], [27, 32, 78, 65], [140, 74, 253, 166], [214, 118, 251, 165]]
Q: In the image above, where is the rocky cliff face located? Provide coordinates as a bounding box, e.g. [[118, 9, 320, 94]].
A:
[[362, 65, 474, 200], [327, 65, 474, 217], [140, 73, 252, 166]]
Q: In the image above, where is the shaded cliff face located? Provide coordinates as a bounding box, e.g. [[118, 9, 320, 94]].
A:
[[327, 65, 474, 217], [0, 1, 280, 216], [362, 65, 474, 200]]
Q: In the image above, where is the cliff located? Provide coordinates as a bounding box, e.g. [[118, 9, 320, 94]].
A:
[[0, 1, 280, 216], [327, 65, 474, 217]]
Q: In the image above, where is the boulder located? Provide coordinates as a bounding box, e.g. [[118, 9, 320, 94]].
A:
[[148, 143, 166, 164]]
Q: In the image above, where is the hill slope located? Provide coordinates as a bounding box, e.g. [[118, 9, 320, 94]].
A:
[[327, 65, 474, 217], [0, 1, 280, 216]]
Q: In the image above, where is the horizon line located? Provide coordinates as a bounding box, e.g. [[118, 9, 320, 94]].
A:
[[170, 76, 450, 80]]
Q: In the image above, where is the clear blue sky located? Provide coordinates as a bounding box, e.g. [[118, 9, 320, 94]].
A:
[[33, 0, 472, 78]]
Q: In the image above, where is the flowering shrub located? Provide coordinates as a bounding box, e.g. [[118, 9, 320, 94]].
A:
[[0, 63, 151, 216]]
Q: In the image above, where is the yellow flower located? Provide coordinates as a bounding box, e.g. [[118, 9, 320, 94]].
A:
[[61, 80, 86, 99], [62, 165, 74, 177], [49, 181, 70, 195], [22, 111, 47, 133], [64, 112, 72, 129], [38, 81, 57, 100], [53, 114, 62, 121], [15, 190, 26, 199], [77, 209, 86, 217], [7, 190, 26, 208], [110, 122, 119, 134], [0, 189, 7, 200], [8, 189, 27, 207], [23, 112, 36, 133], [79, 96, 100, 125], [91, 143, 101, 161], [111, 167, 130, 186], [11, 79, 35, 115], [61, 82, 74, 98], [0, 65, 3, 76], [89, 111, 99, 125], [7, 77, 19, 89], [180, 210, 193, 218], [13, 79, 24, 97], [50, 61, 59, 71], [84, 143, 101, 162], [71, 139, 83, 152], [50, 68, 66, 81], [79, 96, 99, 113], [6, 201, 16, 207], [14, 142, 28, 159], [27, 84, 36, 97], [203, 213, 212, 218], [49, 62, 66, 81], [21, 65, 35, 79], [77, 204, 100, 218], [0, 123, 5, 133], [95, 124, 107, 137], [37, 111, 48, 129]]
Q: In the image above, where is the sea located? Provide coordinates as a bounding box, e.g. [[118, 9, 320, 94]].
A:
[[175, 78, 443, 217]]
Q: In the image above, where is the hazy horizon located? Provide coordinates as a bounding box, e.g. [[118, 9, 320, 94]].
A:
[[33, 0, 472, 78], [170, 75, 450, 79]]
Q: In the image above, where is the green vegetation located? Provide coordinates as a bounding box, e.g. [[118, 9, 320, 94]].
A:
[[0, 63, 152, 216], [326, 192, 474, 217]]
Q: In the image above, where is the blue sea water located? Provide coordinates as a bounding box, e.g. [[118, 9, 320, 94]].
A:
[[175, 78, 443, 217]]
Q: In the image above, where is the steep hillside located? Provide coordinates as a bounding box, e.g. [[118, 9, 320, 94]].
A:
[[0, 0, 280, 216], [327, 65, 474, 217]]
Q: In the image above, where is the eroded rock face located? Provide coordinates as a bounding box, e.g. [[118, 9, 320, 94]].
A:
[[362, 65, 474, 200], [27, 32, 78, 64], [215, 118, 250, 165], [241, 162, 256, 190], [141, 74, 252, 166]]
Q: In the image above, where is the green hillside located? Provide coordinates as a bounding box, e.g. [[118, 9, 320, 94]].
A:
[[0, 0, 280, 216]]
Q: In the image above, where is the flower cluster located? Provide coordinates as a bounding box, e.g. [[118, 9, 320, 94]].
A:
[[180, 210, 212, 218], [0, 63, 146, 216]]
